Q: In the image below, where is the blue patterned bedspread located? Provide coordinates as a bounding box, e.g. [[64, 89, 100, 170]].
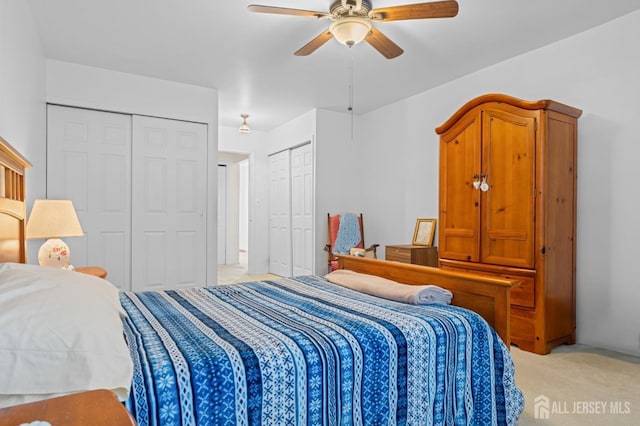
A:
[[121, 275, 524, 425]]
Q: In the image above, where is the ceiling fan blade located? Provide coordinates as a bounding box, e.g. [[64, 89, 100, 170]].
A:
[[247, 5, 331, 19], [370, 0, 458, 22], [365, 26, 404, 59], [295, 30, 334, 56]]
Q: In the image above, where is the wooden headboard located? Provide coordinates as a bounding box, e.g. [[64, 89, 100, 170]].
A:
[[0, 136, 31, 263]]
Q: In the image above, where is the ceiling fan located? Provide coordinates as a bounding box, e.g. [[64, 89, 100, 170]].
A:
[[248, 0, 458, 59]]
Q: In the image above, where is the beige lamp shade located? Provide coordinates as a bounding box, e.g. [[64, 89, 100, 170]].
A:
[[26, 199, 84, 268], [26, 199, 84, 239]]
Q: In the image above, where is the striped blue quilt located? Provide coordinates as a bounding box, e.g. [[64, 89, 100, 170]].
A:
[[121, 275, 524, 425]]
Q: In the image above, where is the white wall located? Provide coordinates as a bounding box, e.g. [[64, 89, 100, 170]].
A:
[[0, 1, 46, 263], [45, 60, 220, 284], [314, 109, 363, 274], [358, 10, 640, 356]]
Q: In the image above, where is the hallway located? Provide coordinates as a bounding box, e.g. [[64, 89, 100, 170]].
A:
[[217, 251, 280, 284]]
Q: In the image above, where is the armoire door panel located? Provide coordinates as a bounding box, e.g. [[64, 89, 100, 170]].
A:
[[438, 112, 481, 262], [481, 108, 536, 268]]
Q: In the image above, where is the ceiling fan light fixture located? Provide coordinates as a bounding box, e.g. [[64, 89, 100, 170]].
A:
[[239, 113, 251, 134], [329, 17, 371, 47]]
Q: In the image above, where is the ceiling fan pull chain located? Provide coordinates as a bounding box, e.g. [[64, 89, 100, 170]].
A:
[[348, 51, 355, 140], [348, 53, 354, 113]]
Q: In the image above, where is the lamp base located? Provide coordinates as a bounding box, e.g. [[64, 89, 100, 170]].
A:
[[38, 238, 71, 268]]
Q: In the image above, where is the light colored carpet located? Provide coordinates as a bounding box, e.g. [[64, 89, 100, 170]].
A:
[[512, 344, 640, 425], [217, 262, 280, 284]]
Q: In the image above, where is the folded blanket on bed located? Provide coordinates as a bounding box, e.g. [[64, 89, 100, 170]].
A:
[[325, 269, 452, 305]]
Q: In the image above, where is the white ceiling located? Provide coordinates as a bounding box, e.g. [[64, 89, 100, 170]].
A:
[[27, 0, 640, 132]]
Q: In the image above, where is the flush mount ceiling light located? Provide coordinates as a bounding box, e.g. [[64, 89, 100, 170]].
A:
[[239, 114, 251, 134]]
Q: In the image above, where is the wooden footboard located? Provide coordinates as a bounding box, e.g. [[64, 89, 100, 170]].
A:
[[336, 255, 518, 346]]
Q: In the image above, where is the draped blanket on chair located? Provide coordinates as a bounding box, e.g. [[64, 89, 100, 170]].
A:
[[332, 213, 361, 254]]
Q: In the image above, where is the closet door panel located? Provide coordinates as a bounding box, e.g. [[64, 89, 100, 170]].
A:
[[142, 231, 167, 286], [46, 105, 132, 290], [177, 230, 198, 284], [291, 143, 313, 276], [268, 150, 292, 277], [217, 165, 227, 264], [131, 116, 207, 291]]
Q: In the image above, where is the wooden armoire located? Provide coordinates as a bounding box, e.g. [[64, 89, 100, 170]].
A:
[[436, 94, 582, 354]]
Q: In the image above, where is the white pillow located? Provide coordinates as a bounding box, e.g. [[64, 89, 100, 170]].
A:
[[0, 262, 133, 407]]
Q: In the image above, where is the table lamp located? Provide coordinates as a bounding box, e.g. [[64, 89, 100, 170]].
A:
[[26, 199, 84, 268]]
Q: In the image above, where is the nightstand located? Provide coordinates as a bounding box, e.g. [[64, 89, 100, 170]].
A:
[[385, 244, 438, 267], [0, 389, 137, 425], [75, 266, 108, 279]]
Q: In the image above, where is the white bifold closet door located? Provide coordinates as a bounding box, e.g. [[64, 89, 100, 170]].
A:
[[47, 105, 132, 289], [268, 142, 313, 277], [46, 105, 207, 291], [291, 143, 313, 276], [268, 150, 292, 277], [131, 116, 207, 292]]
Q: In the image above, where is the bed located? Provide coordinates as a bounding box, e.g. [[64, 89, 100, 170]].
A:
[[0, 139, 524, 425]]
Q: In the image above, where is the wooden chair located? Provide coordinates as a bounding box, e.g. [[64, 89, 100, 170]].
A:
[[324, 213, 379, 272]]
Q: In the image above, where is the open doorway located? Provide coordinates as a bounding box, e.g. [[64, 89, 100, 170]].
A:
[[238, 159, 249, 267], [218, 152, 249, 282]]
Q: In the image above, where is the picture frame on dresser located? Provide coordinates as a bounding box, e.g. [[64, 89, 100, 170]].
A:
[[412, 218, 436, 245]]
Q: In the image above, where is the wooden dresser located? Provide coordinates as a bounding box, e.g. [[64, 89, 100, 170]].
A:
[[385, 244, 438, 267], [435, 93, 582, 354]]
